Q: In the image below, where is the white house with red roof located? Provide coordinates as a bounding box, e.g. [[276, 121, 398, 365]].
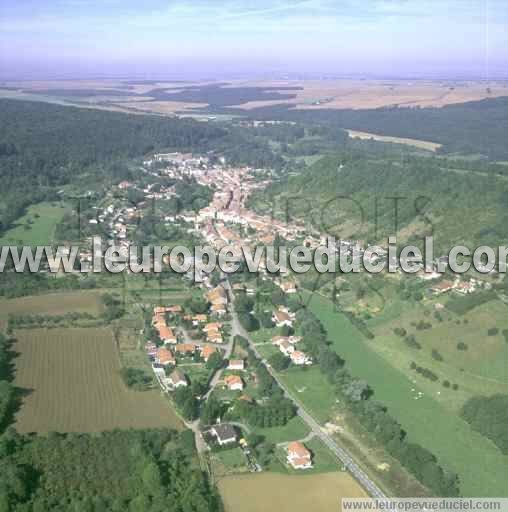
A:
[[287, 441, 312, 469]]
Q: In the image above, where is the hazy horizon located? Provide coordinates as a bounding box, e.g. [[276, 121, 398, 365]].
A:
[[1, 0, 507, 81]]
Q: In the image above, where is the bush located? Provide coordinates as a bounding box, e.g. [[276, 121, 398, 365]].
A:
[[238, 312, 260, 332], [487, 327, 499, 336], [120, 368, 152, 390], [415, 320, 432, 331], [268, 352, 290, 371], [410, 363, 439, 382], [404, 335, 422, 350], [456, 342, 468, 351], [431, 349, 444, 362]]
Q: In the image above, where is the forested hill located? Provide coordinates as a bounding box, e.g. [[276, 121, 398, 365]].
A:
[[0, 99, 224, 232], [251, 153, 508, 252], [0, 99, 282, 235], [235, 96, 508, 160], [0, 98, 227, 168]]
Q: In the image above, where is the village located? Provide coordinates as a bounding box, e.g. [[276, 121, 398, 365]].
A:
[[68, 150, 502, 480]]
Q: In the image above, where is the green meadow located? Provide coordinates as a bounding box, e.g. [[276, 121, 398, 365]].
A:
[[278, 366, 337, 424], [253, 416, 310, 445], [306, 292, 508, 497], [0, 202, 68, 246]]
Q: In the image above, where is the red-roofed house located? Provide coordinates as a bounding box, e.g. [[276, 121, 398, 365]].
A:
[[290, 350, 312, 366], [224, 375, 244, 391], [227, 359, 245, 371], [156, 347, 175, 366], [287, 442, 312, 469], [202, 345, 218, 362]]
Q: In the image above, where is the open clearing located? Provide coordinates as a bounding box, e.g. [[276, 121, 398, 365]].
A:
[[306, 292, 508, 497], [0, 290, 105, 331], [13, 327, 182, 433], [345, 129, 442, 152], [218, 472, 367, 512], [119, 100, 208, 114], [0, 290, 104, 316], [372, 299, 508, 400], [0, 202, 68, 246]]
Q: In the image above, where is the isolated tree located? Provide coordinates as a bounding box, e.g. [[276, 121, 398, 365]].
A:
[[205, 352, 223, 371]]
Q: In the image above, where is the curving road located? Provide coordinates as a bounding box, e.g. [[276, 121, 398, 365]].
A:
[[225, 279, 388, 499]]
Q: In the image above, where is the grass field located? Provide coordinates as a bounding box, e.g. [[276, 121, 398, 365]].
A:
[[0, 290, 105, 331], [211, 447, 249, 476], [0, 290, 104, 316], [13, 327, 183, 433], [371, 298, 508, 410], [253, 416, 310, 444], [278, 366, 337, 423], [0, 202, 69, 246], [274, 436, 340, 475], [218, 471, 367, 512], [306, 292, 508, 497]]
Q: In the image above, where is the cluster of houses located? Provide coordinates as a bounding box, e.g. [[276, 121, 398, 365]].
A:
[[430, 277, 491, 296], [276, 280, 298, 294], [202, 424, 313, 471], [272, 306, 295, 328], [72, 151, 499, 305], [203, 321, 224, 344], [152, 363, 188, 391], [223, 357, 247, 391], [146, 303, 227, 391], [272, 335, 312, 366], [206, 285, 229, 317], [152, 305, 180, 344]]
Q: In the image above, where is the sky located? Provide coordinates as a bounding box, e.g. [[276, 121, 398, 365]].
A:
[[0, 0, 507, 80]]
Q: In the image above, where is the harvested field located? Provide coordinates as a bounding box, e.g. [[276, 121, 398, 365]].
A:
[[4, 79, 507, 116], [13, 327, 182, 433], [0, 202, 69, 247], [346, 129, 442, 152], [232, 79, 508, 110], [117, 100, 208, 114], [218, 472, 367, 512]]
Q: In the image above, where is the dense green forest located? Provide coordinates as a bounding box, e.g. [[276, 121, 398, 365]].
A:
[[0, 99, 283, 237], [0, 428, 222, 511], [0, 333, 222, 512], [232, 96, 508, 160], [0, 99, 222, 236], [25, 83, 508, 160], [250, 153, 508, 251]]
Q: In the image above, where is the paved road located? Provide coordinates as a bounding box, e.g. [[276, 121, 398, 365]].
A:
[[203, 318, 234, 400], [225, 279, 387, 499]]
